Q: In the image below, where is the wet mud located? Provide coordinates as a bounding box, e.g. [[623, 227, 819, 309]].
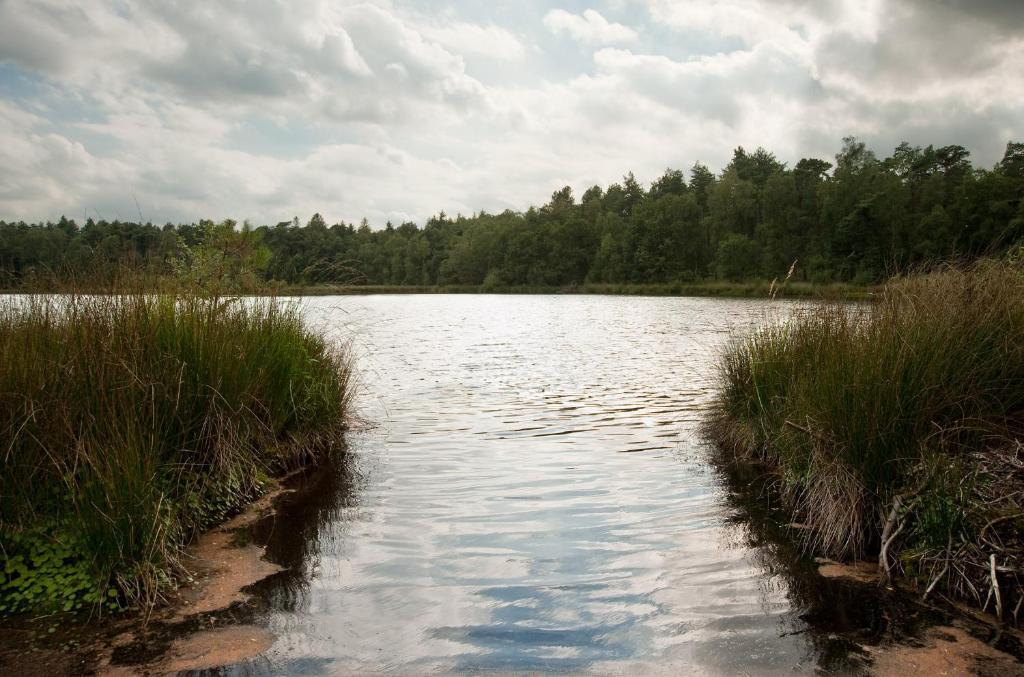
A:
[[0, 456, 355, 676], [718, 460, 1024, 675]]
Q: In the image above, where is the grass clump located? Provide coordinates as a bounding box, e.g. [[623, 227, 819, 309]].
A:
[[0, 285, 352, 615], [707, 261, 1024, 621]]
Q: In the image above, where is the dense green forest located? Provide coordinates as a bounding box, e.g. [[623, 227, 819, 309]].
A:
[[3, 138, 1023, 288]]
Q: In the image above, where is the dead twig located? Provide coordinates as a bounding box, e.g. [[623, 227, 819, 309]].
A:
[[784, 419, 828, 444], [991, 554, 1003, 621]]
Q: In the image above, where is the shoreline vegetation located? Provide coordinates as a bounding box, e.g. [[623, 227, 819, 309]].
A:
[[706, 261, 1024, 623], [0, 277, 353, 618], [2, 279, 877, 300], [264, 280, 877, 300], [2, 139, 1022, 295]]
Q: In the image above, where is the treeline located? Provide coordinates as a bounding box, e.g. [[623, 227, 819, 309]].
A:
[[3, 137, 1023, 287]]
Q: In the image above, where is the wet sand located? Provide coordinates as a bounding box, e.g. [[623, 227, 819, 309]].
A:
[[870, 626, 1024, 676]]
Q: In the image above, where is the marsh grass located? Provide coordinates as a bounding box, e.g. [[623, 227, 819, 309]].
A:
[[708, 262, 1024, 621], [0, 276, 353, 614]]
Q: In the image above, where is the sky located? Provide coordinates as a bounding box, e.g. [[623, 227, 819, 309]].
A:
[[1, 0, 1023, 227]]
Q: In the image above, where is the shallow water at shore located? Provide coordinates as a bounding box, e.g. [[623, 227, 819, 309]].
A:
[[172, 295, 997, 674]]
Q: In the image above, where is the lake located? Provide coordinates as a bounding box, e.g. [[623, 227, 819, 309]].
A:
[[226, 294, 881, 674]]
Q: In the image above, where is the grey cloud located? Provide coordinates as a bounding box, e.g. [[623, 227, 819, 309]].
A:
[[906, 0, 1024, 34], [0, 1, 142, 77], [138, 1, 489, 121], [139, 2, 364, 101], [813, 0, 1024, 100], [0, 0, 1022, 225], [0, 0, 487, 120], [826, 94, 1023, 167], [145, 45, 306, 100]]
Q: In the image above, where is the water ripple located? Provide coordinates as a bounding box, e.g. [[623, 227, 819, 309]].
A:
[[245, 295, 827, 675]]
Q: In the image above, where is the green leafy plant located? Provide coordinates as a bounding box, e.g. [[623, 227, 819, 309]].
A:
[[1, 526, 120, 614]]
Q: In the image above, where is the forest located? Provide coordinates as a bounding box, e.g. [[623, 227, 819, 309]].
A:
[[2, 137, 1023, 289]]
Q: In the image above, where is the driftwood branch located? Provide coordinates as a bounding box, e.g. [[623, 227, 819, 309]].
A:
[[923, 535, 957, 602], [879, 495, 905, 585]]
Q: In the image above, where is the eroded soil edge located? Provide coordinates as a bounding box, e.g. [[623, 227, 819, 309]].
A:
[[1, 478, 298, 676]]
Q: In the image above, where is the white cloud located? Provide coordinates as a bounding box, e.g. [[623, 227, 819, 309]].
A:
[[0, 1, 490, 121], [420, 22, 526, 61], [0, 0, 1021, 225], [0, 100, 118, 216], [642, 0, 877, 48], [543, 9, 638, 44]]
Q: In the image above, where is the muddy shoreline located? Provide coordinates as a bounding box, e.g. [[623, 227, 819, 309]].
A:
[[0, 467, 315, 675], [816, 560, 1024, 675], [716, 460, 1024, 675]]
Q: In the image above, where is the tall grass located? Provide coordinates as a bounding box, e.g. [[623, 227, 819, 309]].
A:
[[708, 262, 1024, 621], [0, 282, 352, 613]]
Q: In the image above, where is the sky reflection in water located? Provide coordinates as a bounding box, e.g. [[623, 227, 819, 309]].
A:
[[232, 295, 857, 675]]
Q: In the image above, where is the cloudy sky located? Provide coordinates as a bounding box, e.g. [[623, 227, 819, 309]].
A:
[[1, 0, 1022, 226]]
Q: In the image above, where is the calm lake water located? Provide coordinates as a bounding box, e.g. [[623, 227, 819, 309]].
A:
[[230, 295, 884, 675]]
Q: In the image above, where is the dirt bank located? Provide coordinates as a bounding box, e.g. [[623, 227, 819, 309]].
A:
[[0, 480, 295, 676]]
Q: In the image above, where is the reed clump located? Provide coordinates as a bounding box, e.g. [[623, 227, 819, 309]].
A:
[[0, 282, 352, 614], [708, 261, 1024, 622]]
